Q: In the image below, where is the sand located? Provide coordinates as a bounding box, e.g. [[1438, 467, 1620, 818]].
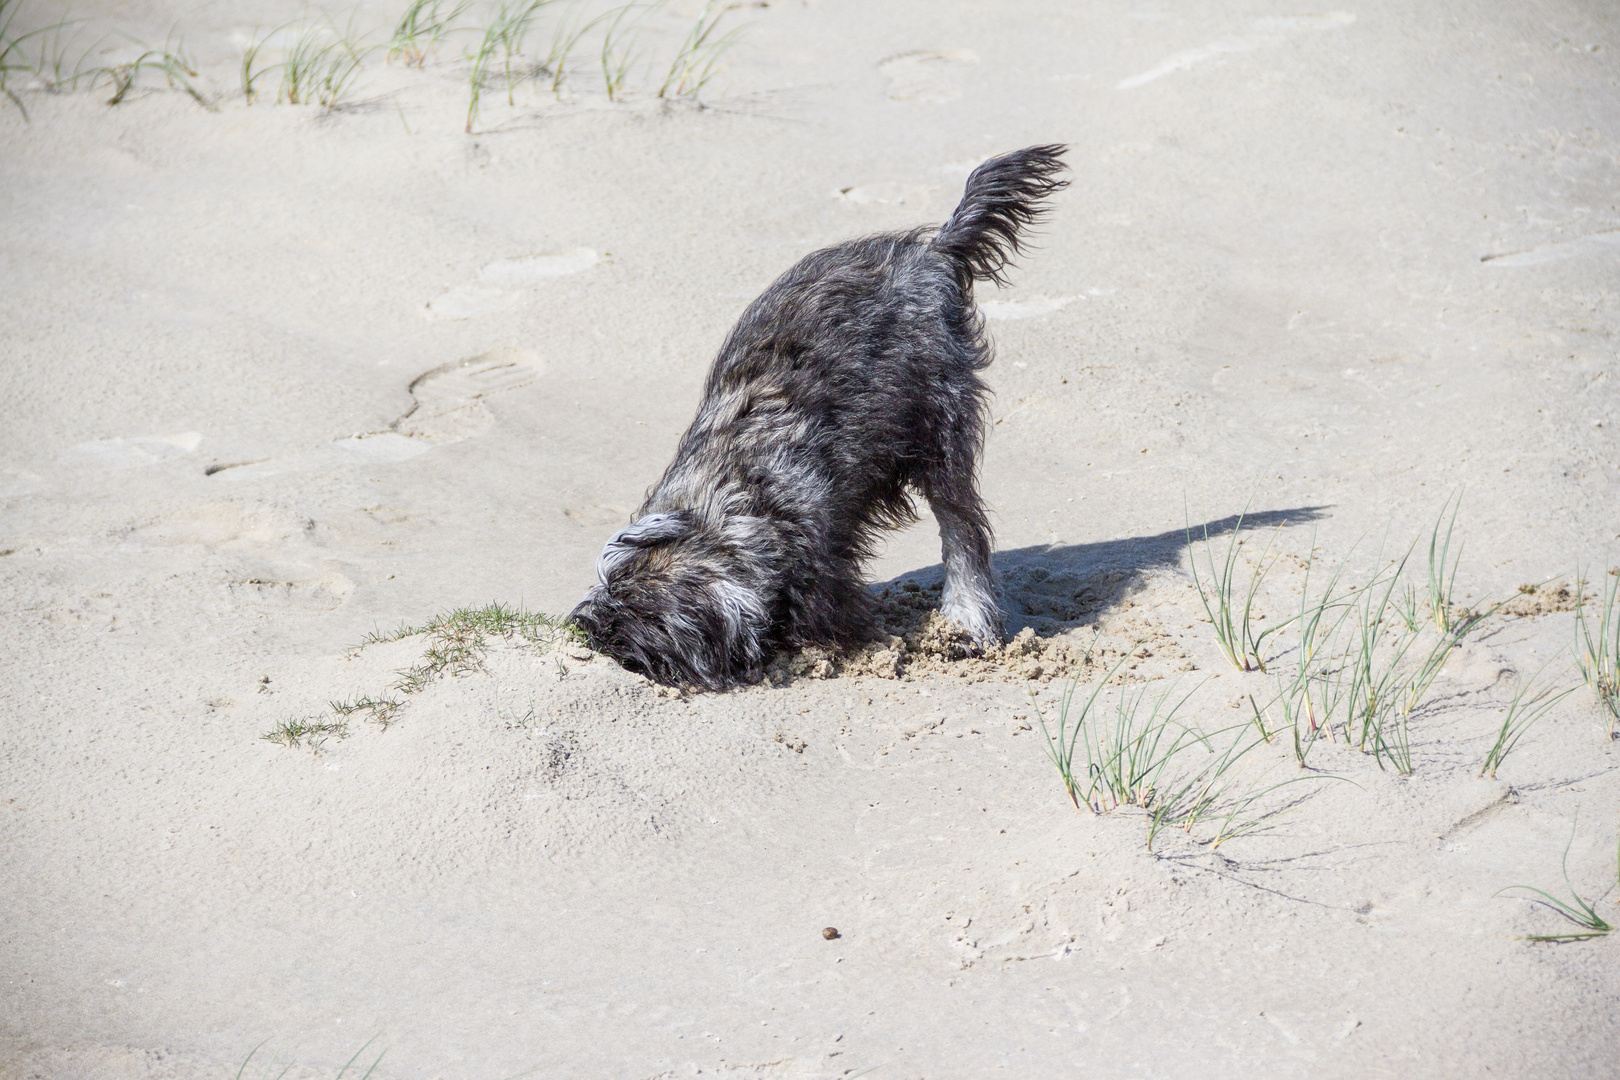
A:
[[2, 0, 1619, 1076]]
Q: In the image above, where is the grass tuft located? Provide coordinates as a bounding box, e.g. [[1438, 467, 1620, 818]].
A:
[[657, 0, 743, 100], [261, 715, 349, 749], [1187, 509, 1285, 672], [466, 0, 554, 131], [329, 693, 406, 728], [1425, 491, 1466, 633], [101, 30, 208, 108], [1574, 564, 1620, 737], [389, 0, 471, 68], [1496, 814, 1617, 942], [264, 604, 579, 750], [279, 18, 370, 108], [597, 3, 647, 102], [1479, 659, 1575, 779]]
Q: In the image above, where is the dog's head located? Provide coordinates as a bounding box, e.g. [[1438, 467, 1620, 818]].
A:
[[568, 511, 772, 690]]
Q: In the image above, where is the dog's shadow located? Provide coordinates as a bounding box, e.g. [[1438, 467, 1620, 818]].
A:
[[879, 506, 1331, 638]]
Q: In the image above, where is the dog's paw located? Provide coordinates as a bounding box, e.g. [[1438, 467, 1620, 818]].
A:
[[939, 596, 1003, 650]]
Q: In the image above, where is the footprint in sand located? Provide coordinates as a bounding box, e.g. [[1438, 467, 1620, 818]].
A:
[[71, 431, 202, 470], [878, 49, 978, 104], [209, 348, 544, 480], [394, 347, 545, 442], [421, 248, 600, 321], [979, 295, 1077, 321], [1481, 230, 1620, 267], [1116, 12, 1354, 90], [226, 573, 355, 614], [833, 180, 937, 207]]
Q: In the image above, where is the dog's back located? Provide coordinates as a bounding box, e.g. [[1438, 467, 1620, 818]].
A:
[[653, 144, 1071, 551]]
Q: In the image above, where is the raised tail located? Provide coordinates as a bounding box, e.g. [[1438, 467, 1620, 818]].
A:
[[931, 144, 1069, 287]]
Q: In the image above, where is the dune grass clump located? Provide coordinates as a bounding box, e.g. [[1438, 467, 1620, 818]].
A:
[[1187, 510, 1285, 673], [235, 1034, 389, 1080], [1244, 499, 1519, 776], [0, 3, 209, 115], [1033, 655, 1196, 814], [1034, 662, 1329, 849], [265, 604, 577, 750], [261, 715, 349, 748], [388, 0, 471, 67], [656, 0, 742, 99], [279, 20, 369, 108], [1574, 565, 1620, 737], [1496, 815, 1617, 942], [1479, 660, 1575, 779], [100, 34, 207, 108], [597, 3, 647, 102], [466, 0, 554, 130], [240, 18, 371, 110]]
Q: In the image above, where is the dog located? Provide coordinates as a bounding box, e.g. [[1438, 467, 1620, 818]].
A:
[[569, 145, 1069, 690]]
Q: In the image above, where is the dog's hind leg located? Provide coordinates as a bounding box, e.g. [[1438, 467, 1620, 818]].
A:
[[926, 488, 1003, 647]]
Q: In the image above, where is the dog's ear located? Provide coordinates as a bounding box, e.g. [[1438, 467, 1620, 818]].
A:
[[596, 511, 693, 585]]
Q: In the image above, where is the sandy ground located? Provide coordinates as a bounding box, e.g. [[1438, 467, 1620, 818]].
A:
[[3, 0, 1619, 1076]]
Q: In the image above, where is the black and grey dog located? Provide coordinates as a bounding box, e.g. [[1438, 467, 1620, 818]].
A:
[[569, 145, 1069, 690]]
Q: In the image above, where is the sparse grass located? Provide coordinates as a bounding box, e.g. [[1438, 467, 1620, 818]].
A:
[[1036, 664, 1205, 814], [541, 1, 596, 95], [261, 715, 349, 749], [1574, 563, 1620, 736], [0, 4, 98, 114], [101, 30, 207, 108], [1145, 725, 1335, 850], [239, 25, 279, 104], [1340, 552, 1418, 772], [1037, 665, 1333, 849], [1425, 492, 1466, 633], [330, 693, 405, 727], [1187, 510, 1286, 672], [656, 0, 742, 100], [1479, 659, 1575, 779], [1234, 502, 1516, 775], [1032, 651, 1132, 810], [236, 1034, 389, 1080], [267, 604, 578, 750], [1496, 814, 1617, 942], [598, 3, 646, 102], [389, 0, 471, 67], [279, 19, 369, 108], [0, 0, 66, 116], [466, 0, 554, 131], [1264, 540, 1356, 766]]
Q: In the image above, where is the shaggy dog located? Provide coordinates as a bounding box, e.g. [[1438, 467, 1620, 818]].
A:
[[569, 145, 1069, 689]]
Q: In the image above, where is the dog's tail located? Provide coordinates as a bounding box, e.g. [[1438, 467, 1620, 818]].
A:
[[930, 144, 1069, 287]]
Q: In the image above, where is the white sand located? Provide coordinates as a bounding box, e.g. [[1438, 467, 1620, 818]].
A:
[[2, 1, 1618, 1076]]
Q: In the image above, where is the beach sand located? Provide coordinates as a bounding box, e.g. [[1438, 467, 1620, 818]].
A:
[[2, 1, 1618, 1076]]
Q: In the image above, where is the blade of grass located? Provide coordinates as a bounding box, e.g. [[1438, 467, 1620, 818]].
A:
[[1496, 812, 1616, 940], [1479, 659, 1577, 779]]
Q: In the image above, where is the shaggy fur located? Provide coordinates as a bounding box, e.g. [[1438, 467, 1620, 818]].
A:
[[569, 145, 1070, 689]]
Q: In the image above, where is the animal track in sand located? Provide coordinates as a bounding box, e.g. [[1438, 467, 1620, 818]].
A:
[[1481, 230, 1620, 267], [208, 349, 543, 480], [395, 348, 546, 442], [1116, 12, 1354, 90], [421, 248, 600, 321], [71, 431, 202, 470], [979, 295, 1076, 321], [878, 49, 978, 103], [833, 180, 937, 207], [226, 573, 355, 614]]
